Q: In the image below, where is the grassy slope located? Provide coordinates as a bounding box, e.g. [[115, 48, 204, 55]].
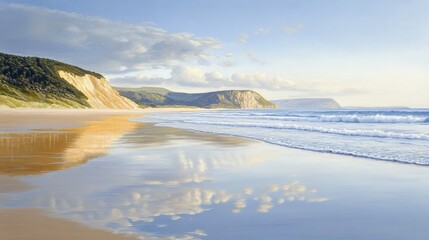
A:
[[0, 52, 103, 108]]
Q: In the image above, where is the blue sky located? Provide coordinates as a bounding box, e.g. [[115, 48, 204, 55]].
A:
[[1, 0, 428, 107]]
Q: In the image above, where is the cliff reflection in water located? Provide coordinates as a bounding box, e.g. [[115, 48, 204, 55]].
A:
[[0, 115, 141, 175]]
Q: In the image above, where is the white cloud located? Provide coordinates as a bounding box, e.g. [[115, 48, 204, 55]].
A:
[[170, 65, 208, 86], [238, 34, 249, 44], [245, 51, 266, 65], [111, 66, 298, 91], [205, 71, 229, 84], [217, 60, 235, 68], [255, 27, 270, 35], [282, 24, 304, 34], [0, 4, 221, 73], [238, 27, 270, 44], [0, 4, 317, 97], [224, 53, 233, 58], [230, 72, 296, 90], [196, 53, 214, 66]]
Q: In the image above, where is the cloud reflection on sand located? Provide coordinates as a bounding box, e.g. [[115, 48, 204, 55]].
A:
[[25, 183, 326, 239], [8, 154, 327, 238]]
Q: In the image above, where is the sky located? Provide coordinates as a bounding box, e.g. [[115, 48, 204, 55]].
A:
[[0, 0, 428, 107]]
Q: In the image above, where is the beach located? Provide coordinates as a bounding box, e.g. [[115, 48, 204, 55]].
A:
[[1, 109, 429, 240], [2, 0, 428, 239]]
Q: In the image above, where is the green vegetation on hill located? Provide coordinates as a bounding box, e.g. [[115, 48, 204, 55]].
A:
[[0, 52, 103, 108], [115, 87, 169, 106], [115, 87, 276, 109]]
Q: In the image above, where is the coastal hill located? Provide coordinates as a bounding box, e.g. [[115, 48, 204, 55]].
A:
[[115, 87, 276, 109], [0, 53, 138, 109], [0, 52, 275, 109], [272, 98, 341, 109]]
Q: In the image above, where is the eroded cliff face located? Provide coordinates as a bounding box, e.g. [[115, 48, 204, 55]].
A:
[[117, 87, 276, 109], [58, 71, 139, 109], [210, 90, 276, 109]]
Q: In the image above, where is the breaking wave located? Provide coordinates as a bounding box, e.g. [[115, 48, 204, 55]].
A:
[[182, 120, 429, 141], [143, 109, 429, 165]]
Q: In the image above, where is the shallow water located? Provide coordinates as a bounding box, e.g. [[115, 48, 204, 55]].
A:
[[1, 115, 429, 239], [145, 109, 429, 165]]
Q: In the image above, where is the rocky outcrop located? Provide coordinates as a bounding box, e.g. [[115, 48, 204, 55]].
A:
[[58, 71, 138, 109], [116, 87, 276, 109], [272, 98, 341, 109], [189, 90, 276, 109]]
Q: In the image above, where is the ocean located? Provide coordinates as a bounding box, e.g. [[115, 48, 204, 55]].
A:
[[144, 109, 429, 165]]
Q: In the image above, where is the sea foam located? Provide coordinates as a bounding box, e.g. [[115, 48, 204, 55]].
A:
[[143, 109, 429, 165]]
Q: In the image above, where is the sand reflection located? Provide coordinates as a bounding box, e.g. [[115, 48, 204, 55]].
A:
[[0, 115, 141, 175]]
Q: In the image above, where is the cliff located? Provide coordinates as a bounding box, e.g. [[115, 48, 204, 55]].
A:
[[116, 87, 276, 109], [272, 98, 341, 109], [0, 53, 139, 109], [58, 71, 138, 109]]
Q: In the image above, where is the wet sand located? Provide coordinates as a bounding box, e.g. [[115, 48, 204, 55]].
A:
[[0, 108, 197, 240], [0, 208, 138, 240], [0, 175, 34, 194]]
